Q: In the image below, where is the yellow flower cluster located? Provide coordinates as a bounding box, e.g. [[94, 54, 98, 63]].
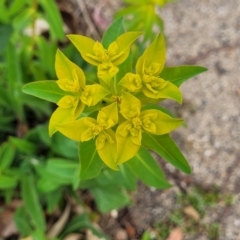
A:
[[51, 32, 183, 170]]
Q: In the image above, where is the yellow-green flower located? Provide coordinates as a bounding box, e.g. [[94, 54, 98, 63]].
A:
[[119, 33, 182, 103], [56, 102, 119, 170], [67, 32, 142, 82], [49, 49, 108, 136], [116, 92, 183, 164]]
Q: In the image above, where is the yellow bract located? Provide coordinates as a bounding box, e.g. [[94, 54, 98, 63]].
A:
[[116, 92, 183, 164], [119, 33, 182, 103], [56, 103, 119, 170], [49, 49, 108, 136], [67, 32, 142, 81]]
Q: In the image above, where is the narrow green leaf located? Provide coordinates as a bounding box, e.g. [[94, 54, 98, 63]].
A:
[[9, 137, 36, 154], [2, 188, 15, 204], [0, 174, 18, 189], [0, 87, 13, 108], [21, 175, 46, 232], [8, 0, 30, 17], [119, 164, 137, 191], [22, 80, 67, 103], [160, 66, 208, 87], [59, 214, 91, 238], [102, 17, 125, 48], [64, 217, 107, 239], [39, 0, 65, 41], [0, 24, 13, 54], [14, 207, 33, 237], [126, 147, 171, 189], [0, 142, 16, 172], [12, 7, 34, 32], [45, 189, 62, 213], [6, 42, 24, 120], [79, 140, 103, 180], [142, 133, 191, 174], [0, 2, 9, 23], [36, 36, 57, 77]]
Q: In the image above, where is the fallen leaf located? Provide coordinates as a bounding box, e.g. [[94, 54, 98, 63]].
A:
[[47, 203, 71, 238], [166, 227, 183, 240], [184, 205, 200, 221], [0, 200, 22, 238]]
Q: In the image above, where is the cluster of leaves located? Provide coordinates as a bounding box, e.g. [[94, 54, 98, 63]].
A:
[[115, 0, 175, 42]]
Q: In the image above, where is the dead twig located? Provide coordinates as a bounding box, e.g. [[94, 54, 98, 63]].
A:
[[75, 0, 101, 40]]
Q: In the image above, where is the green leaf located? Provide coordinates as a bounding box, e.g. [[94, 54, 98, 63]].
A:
[[59, 214, 107, 239], [8, 0, 30, 17], [0, 87, 13, 108], [119, 164, 137, 191], [9, 137, 36, 154], [21, 175, 46, 232], [102, 17, 125, 48], [79, 140, 103, 180], [22, 80, 67, 103], [0, 174, 18, 189], [12, 7, 34, 32], [126, 147, 171, 189], [90, 186, 130, 213], [46, 158, 79, 183], [0, 2, 9, 23], [0, 142, 16, 172], [36, 36, 57, 77], [2, 188, 15, 204], [81, 170, 131, 212], [141, 104, 175, 117], [30, 229, 45, 240], [60, 214, 89, 235], [39, 0, 65, 41], [142, 133, 191, 174], [6, 42, 24, 120], [22, 94, 52, 116], [36, 124, 51, 146], [160, 66, 208, 87], [35, 164, 71, 191], [14, 207, 33, 237], [37, 178, 61, 193], [0, 24, 13, 54], [116, 51, 133, 83], [52, 132, 78, 159], [45, 188, 62, 213]]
